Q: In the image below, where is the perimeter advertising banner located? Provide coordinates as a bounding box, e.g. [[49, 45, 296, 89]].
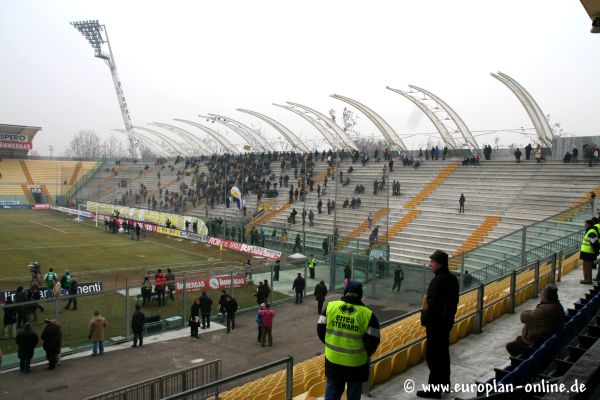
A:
[[207, 237, 281, 260], [87, 201, 208, 234], [0, 281, 103, 304], [174, 275, 247, 292]]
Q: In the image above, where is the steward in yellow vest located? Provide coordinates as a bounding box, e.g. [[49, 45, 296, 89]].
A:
[[317, 281, 380, 400], [579, 219, 598, 284]]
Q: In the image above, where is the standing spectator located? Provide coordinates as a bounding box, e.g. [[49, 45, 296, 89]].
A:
[[135, 223, 141, 240], [317, 199, 323, 214], [190, 298, 200, 338], [514, 148, 522, 163], [255, 281, 266, 305], [218, 290, 228, 322], [344, 264, 352, 285], [2, 297, 17, 339], [141, 277, 152, 307], [308, 255, 317, 279], [418, 250, 459, 399], [273, 259, 281, 281], [292, 273, 306, 304], [256, 303, 264, 343], [293, 234, 302, 253], [535, 145, 542, 163], [131, 304, 145, 347], [579, 219, 598, 285], [314, 280, 328, 315], [506, 284, 564, 357], [65, 279, 78, 310], [317, 281, 380, 400], [52, 280, 62, 299], [166, 268, 176, 301], [525, 143, 532, 160], [392, 265, 404, 292], [308, 210, 315, 226], [16, 322, 38, 374], [44, 268, 58, 298], [15, 286, 29, 328], [41, 319, 62, 370], [60, 270, 73, 296], [367, 212, 373, 229], [572, 146, 579, 163], [199, 291, 213, 329], [377, 257, 385, 278], [28, 284, 44, 321], [262, 280, 271, 304], [459, 193, 466, 213], [225, 296, 238, 333], [322, 237, 329, 256], [88, 310, 108, 356], [258, 303, 276, 347], [155, 270, 167, 306]]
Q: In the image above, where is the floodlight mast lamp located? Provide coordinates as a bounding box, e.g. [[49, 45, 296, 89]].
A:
[[71, 20, 141, 159]]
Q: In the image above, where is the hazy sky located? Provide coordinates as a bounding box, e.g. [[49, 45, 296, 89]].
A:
[[1, 0, 598, 155]]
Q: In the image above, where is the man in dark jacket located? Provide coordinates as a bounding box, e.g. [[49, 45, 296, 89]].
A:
[[317, 281, 380, 400], [16, 322, 38, 373], [199, 291, 213, 329], [292, 273, 306, 304], [41, 318, 62, 370], [419, 250, 459, 398], [131, 304, 145, 347], [225, 296, 238, 333], [190, 298, 200, 338], [506, 284, 565, 356], [313, 280, 328, 314]]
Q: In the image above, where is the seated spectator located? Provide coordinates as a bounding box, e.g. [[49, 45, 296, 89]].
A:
[[563, 152, 572, 163], [413, 159, 421, 169], [505, 284, 565, 357], [342, 199, 349, 209]]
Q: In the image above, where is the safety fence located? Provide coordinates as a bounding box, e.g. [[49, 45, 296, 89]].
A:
[[85, 359, 222, 400]]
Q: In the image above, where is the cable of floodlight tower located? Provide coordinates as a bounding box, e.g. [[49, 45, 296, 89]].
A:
[[71, 20, 140, 159]]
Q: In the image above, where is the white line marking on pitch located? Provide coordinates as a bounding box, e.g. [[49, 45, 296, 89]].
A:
[[29, 220, 68, 234]]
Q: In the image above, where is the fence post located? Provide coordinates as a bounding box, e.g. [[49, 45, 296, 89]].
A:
[[551, 253, 557, 285], [510, 270, 517, 313], [125, 283, 130, 340], [230, 271, 235, 299], [476, 283, 484, 333], [285, 356, 294, 400], [557, 250, 563, 282], [521, 226, 527, 268], [459, 253, 466, 291], [183, 274, 188, 327], [533, 260, 540, 297]]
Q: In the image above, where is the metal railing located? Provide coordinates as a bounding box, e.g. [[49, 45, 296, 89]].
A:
[[162, 356, 294, 400], [85, 359, 222, 400]]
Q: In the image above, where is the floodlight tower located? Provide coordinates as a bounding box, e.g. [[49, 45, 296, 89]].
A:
[[71, 20, 141, 159]]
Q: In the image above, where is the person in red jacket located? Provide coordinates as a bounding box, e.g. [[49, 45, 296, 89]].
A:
[[155, 270, 167, 306], [258, 303, 276, 347]]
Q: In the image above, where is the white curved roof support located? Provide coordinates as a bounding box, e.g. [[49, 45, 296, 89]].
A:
[[331, 94, 407, 152], [133, 126, 190, 156], [408, 85, 479, 153], [200, 114, 267, 153], [174, 119, 240, 154], [236, 108, 309, 153], [148, 122, 212, 155], [497, 72, 553, 146], [206, 114, 274, 152], [491, 73, 551, 147], [113, 129, 172, 157], [286, 102, 359, 151], [273, 103, 341, 151], [386, 86, 458, 150]]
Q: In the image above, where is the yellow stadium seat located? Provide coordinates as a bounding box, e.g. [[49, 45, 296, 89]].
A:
[[372, 357, 393, 385], [306, 378, 326, 397], [391, 349, 408, 374], [407, 342, 423, 366]]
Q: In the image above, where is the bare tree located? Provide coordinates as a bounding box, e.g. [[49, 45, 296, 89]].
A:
[[102, 135, 128, 159], [64, 130, 101, 159]]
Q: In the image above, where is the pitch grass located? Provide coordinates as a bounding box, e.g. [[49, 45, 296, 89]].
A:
[[0, 209, 286, 356]]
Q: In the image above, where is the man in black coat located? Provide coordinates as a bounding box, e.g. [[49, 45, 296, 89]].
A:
[[313, 280, 328, 314], [131, 304, 145, 347], [199, 291, 213, 329], [292, 273, 306, 304], [16, 322, 38, 373], [225, 296, 238, 333], [41, 319, 62, 370], [418, 250, 459, 398]]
